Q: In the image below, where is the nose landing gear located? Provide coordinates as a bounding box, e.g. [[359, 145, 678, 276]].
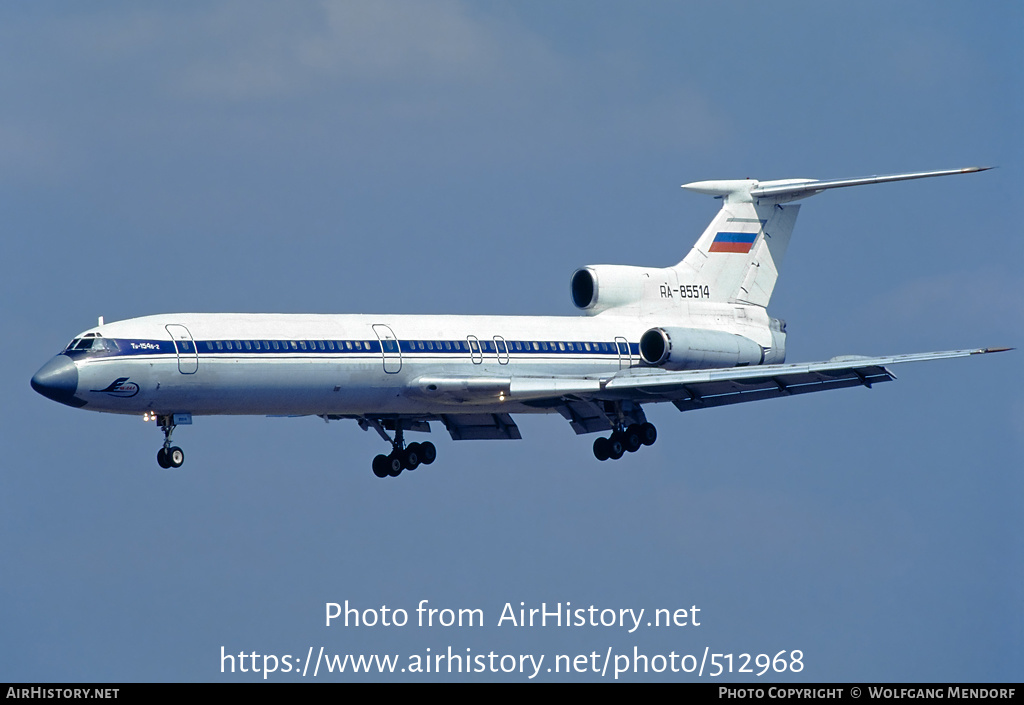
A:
[[153, 414, 185, 469]]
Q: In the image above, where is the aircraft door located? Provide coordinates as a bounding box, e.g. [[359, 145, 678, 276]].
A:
[[165, 324, 199, 374], [372, 324, 402, 374], [493, 336, 509, 365], [466, 336, 483, 364], [615, 336, 632, 369]]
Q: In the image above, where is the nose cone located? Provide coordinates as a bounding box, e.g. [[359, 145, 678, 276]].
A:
[[31, 355, 85, 407]]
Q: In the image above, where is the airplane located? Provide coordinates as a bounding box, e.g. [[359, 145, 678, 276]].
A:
[[31, 166, 1008, 478]]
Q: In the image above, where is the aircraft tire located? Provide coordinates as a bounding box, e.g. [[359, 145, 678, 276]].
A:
[[623, 425, 643, 453], [156, 448, 171, 469], [168, 447, 185, 468], [639, 422, 657, 446], [386, 452, 404, 477], [372, 454, 390, 478], [403, 444, 421, 471], [420, 442, 437, 465], [593, 436, 610, 461], [607, 434, 625, 460]]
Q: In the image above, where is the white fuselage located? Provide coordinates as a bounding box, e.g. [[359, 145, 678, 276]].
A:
[[63, 310, 749, 418]]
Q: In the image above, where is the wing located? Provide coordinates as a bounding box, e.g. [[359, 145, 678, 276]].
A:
[[411, 347, 1008, 438], [599, 348, 1006, 410]]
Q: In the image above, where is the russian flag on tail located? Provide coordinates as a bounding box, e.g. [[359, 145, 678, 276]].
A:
[[709, 231, 757, 253]]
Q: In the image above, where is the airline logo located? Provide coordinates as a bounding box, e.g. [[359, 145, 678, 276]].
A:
[[709, 231, 757, 254], [91, 377, 139, 398]]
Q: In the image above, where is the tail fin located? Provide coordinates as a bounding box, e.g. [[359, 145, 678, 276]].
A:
[[675, 191, 798, 307], [673, 167, 990, 308]]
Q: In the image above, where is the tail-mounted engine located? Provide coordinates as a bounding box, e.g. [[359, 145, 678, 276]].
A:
[[639, 326, 765, 370], [571, 265, 666, 315]]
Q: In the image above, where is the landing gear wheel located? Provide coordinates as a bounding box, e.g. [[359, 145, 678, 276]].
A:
[[386, 452, 404, 477], [419, 441, 437, 465], [593, 436, 611, 461], [372, 454, 391, 478], [623, 425, 643, 453], [155, 415, 185, 468], [403, 443, 421, 471], [639, 422, 657, 446], [607, 433, 625, 460]]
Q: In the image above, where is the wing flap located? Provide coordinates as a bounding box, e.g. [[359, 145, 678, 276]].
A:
[[441, 413, 522, 440], [669, 365, 893, 412], [554, 400, 616, 434]]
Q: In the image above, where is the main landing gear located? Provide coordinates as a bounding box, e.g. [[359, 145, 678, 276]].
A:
[[154, 414, 185, 469], [363, 419, 436, 478], [592, 422, 657, 461], [372, 442, 437, 478]]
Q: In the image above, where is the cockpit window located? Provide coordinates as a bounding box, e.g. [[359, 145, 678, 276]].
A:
[[64, 336, 119, 357]]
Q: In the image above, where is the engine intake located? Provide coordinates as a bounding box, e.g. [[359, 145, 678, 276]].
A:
[[570, 268, 597, 309], [639, 327, 764, 370], [570, 265, 665, 315]]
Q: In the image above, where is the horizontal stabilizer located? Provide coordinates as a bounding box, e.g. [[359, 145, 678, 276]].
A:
[[682, 167, 990, 204], [750, 167, 992, 201]]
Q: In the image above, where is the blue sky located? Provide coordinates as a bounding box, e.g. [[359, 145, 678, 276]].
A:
[[2, 1, 1021, 682]]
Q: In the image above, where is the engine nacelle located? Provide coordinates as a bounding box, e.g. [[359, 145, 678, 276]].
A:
[[570, 265, 664, 315], [639, 326, 765, 370], [763, 317, 787, 365]]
